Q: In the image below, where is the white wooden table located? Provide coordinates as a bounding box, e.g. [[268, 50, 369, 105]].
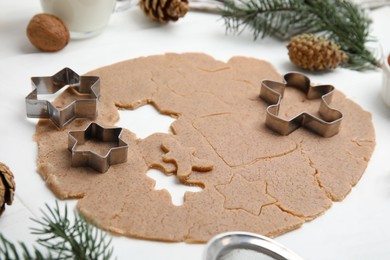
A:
[[1, 1, 390, 259]]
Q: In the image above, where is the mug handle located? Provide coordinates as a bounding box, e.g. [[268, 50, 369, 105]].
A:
[[114, 0, 136, 12]]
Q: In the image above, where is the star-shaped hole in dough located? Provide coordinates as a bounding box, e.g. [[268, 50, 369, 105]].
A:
[[161, 138, 213, 181], [216, 174, 276, 215]]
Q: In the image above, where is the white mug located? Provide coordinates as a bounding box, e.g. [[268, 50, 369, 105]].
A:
[[40, 0, 132, 39], [382, 53, 390, 107]]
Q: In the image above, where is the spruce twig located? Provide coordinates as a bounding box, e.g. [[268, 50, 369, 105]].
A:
[[220, 0, 380, 70], [0, 201, 114, 260], [0, 235, 47, 260]]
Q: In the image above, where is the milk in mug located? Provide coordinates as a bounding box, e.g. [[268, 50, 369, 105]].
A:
[[40, 0, 117, 38]]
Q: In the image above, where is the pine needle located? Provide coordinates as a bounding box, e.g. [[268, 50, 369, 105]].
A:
[[221, 0, 381, 70], [0, 201, 114, 260]]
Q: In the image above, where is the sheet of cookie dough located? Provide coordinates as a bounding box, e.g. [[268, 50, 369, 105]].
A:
[[34, 53, 375, 242]]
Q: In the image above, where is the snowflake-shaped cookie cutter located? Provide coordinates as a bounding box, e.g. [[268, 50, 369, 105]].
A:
[[68, 122, 128, 173], [25, 67, 100, 128], [260, 72, 343, 137]]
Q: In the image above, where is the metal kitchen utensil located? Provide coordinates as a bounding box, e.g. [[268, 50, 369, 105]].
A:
[[260, 72, 343, 138], [25, 67, 100, 128], [68, 122, 128, 173], [204, 232, 304, 260]]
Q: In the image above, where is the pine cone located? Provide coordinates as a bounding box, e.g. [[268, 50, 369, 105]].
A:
[[140, 0, 189, 23], [0, 162, 15, 216], [287, 34, 348, 71]]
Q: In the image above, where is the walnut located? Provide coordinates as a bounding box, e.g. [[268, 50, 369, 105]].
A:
[[26, 13, 70, 52]]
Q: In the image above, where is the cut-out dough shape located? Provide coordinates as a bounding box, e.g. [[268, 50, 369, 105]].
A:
[[161, 138, 214, 181], [216, 174, 276, 215]]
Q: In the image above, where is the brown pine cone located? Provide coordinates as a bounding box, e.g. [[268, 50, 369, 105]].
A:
[[140, 0, 189, 23], [287, 34, 348, 71], [0, 162, 15, 216]]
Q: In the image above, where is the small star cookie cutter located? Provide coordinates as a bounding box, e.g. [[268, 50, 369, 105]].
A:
[[68, 122, 128, 173], [25, 68, 100, 128], [260, 72, 343, 137]]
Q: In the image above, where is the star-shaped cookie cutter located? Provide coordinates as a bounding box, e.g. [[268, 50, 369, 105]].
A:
[[25, 67, 100, 128], [260, 72, 343, 137], [68, 122, 128, 173]]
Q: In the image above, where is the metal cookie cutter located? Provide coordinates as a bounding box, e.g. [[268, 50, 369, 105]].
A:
[[25, 67, 100, 128], [204, 232, 304, 260], [260, 72, 343, 138], [68, 122, 128, 173]]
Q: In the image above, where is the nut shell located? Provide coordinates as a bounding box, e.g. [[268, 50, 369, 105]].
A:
[[26, 13, 70, 52], [0, 162, 15, 216]]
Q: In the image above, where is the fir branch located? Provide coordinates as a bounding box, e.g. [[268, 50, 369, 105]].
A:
[[222, 0, 301, 39], [221, 0, 380, 70], [0, 201, 114, 260], [0, 234, 47, 259]]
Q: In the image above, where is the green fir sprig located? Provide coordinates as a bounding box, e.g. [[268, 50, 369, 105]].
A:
[[0, 201, 114, 260], [220, 0, 380, 70]]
